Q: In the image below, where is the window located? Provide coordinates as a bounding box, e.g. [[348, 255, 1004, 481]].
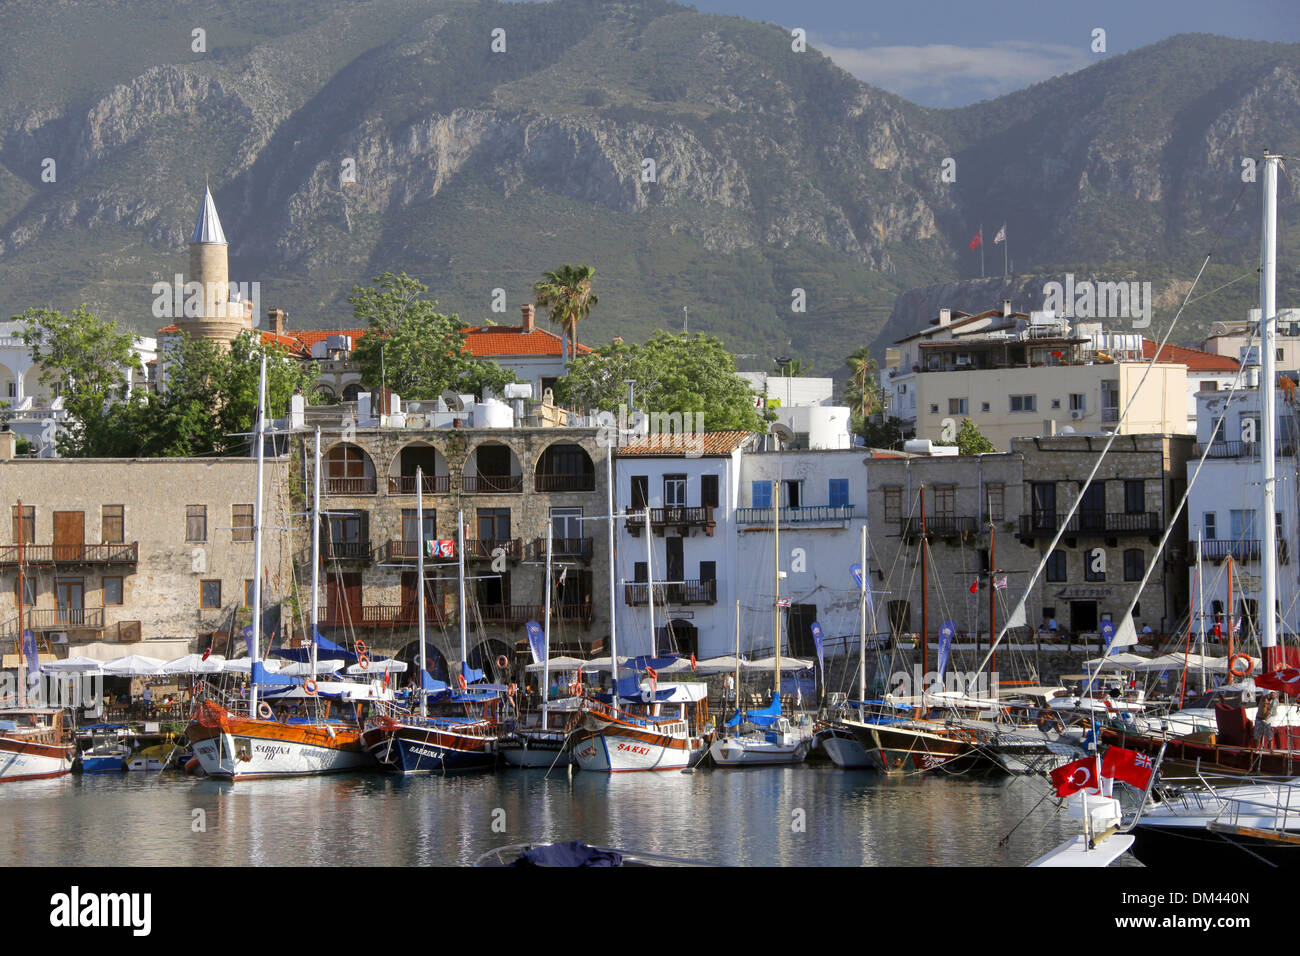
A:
[[782, 479, 802, 508], [985, 483, 1004, 521], [1203, 512, 1217, 540], [14, 578, 36, 606], [244, 579, 256, 608], [700, 560, 716, 582], [664, 475, 686, 507], [1085, 550, 1106, 582], [550, 507, 581, 543], [981, 402, 990, 412], [829, 479, 850, 508], [1069, 393, 1086, 412], [1124, 549, 1144, 581], [5, 381, 13, 398], [1101, 379, 1120, 422], [1010, 394, 1036, 413], [326, 510, 370, 558], [1230, 509, 1258, 540], [476, 508, 511, 541], [11, 505, 34, 544], [929, 404, 939, 414], [103, 577, 123, 605], [701, 475, 719, 510], [200, 580, 222, 609], [186, 505, 207, 543], [633, 562, 648, 583], [101, 505, 124, 544], [1046, 550, 1067, 582], [883, 486, 902, 522], [752, 480, 773, 510], [631, 476, 649, 510], [402, 508, 437, 549], [232, 504, 254, 542], [1123, 480, 1145, 514], [948, 398, 968, 415], [1051, 399, 1061, 409], [932, 485, 956, 518]]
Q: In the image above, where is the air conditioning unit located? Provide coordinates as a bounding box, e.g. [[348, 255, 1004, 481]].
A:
[[50, 632, 68, 644], [1071, 410, 1083, 420]]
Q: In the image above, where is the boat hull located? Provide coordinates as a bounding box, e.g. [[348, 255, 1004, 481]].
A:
[[361, 721, 497, 774], [1131, 821, 1300, 867], [0, 736, 74, 782], [821, 734, 873, 769], [710, 734, 809, 767], [570, 728, 709, 772], [79, 753, 128, 774], [187, 701, 372, 779], [845, 720, 1001, 775]]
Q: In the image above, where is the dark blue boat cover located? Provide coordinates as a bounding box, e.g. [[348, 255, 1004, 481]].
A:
[[509, 842, 623, 867]]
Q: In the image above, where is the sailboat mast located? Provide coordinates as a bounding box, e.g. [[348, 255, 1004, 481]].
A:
[[249, 354, 267, 712], [858, 525, 867, 704], [989, 520, 996, 676], [1260, 151, 1280, 669], [310, 427, 321, 684], [16, 496, 25, 707], [774, 469, 782, 697], [920, 483, 928, 677], [417, 466, 427, 717], [1227, 555, 1236, 674], [606, 442, 617, 678], [645, 507, 655, 657], [457, 509, 467, 670], [542, 524, 552, 730], [735, 597, 742, 721], [1196, 530, 1206, 693]]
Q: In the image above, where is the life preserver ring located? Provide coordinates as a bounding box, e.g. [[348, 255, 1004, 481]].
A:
[[496, 655, 509, 670], [257, 701, 273, 720], [304, 678, 318, 696], [358, 654, 370, 671], [1229, 654, 1253, 678], [457, 673, 468, 691], [355, 640, 368, 657]]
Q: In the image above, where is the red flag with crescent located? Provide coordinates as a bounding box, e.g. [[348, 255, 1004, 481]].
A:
[[1050, 754, 1100, 797]]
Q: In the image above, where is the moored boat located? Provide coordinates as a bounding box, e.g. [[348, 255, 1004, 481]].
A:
[[571, 683, 712, 773], [0, 707, 74, 782]]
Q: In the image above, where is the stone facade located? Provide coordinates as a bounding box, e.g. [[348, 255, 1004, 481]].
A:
[[0, 456, 293, 656], [298, 426, 612, 677]]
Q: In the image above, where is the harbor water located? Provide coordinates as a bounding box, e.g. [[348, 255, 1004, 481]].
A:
[[0, 764, 1095, 866]]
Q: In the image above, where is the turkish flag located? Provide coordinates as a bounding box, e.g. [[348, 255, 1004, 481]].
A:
[[1050, 755, 1100, 797], [969, 580, 979, 594], [1101, 746, 1155, 790], [969, 230, 982, 250], [1255, 667, 1300, 697], [201, 645, 212, 661]]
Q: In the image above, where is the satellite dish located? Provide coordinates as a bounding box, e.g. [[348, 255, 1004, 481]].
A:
[[1211, 324, 1229, 337], [441, 390, 466, 412], [769, 422, 795, 444], [1059, 425, 1076, 435]]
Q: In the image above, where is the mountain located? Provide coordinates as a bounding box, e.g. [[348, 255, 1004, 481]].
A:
[[0, 1, 1296, 377]]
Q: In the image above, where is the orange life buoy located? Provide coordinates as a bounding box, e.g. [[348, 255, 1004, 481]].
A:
[[257, 701, 273, 720], [1229, 653, 1252, 678], [304, 678, 318, 696], [496, 655, 509, 670], [358, 654, 371, 671], [457, 673, 467, 691], [355, 640, 368, 657]]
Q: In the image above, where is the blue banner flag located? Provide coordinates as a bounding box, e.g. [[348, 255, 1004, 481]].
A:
[[21, 629, 39, 693], [524, 621, 545, 665], [810, 621, 825, 679], [850, 564, 864, 589], [936, 620, 956, 681], [1100, 619, 1116, 649]]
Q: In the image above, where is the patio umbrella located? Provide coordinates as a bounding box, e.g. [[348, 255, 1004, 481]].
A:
[[161, 654, 227, 675], [40, 656, 105, 675], [279, 659, 346, 677], [525, 656, 589, 673], [345, 659, 408, 676], [101, 655, 168, 677], [222, 658, 281, 675]]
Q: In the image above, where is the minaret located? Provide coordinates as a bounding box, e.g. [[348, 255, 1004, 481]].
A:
[[174, 186, 248, 345]]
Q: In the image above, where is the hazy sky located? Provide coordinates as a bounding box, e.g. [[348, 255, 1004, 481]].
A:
[[683, 0, 1300, 106]]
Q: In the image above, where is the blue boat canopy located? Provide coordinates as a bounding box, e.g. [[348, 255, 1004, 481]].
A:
[[726, 694, 782, 727]]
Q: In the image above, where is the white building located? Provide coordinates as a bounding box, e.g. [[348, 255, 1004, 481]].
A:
[[1186, 380, 1300, 646], [613, 431, 869, 661]]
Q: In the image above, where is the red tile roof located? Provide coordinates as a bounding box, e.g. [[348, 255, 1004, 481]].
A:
[[617, 430, 756, 457], [156, 324, 310, 356], [1142, 339, 1240, 372]]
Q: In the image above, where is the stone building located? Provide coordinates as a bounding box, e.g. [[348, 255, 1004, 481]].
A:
[[297, 424, 612, 679], [0, 437, 293, 664]]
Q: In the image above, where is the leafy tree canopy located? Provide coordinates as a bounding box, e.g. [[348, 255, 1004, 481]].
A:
[[555, 330, 766, 432], [942, 417, 998, 456]]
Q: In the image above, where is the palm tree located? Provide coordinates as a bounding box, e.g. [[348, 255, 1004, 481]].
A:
[[534, 265, 599, 360], [844, 347, 881, 419]]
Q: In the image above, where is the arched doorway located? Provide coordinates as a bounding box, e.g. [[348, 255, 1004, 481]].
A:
[[395, 640, 450, 686], [468, 639, 514, 683], [534, 442, 596, 492], [658, 619, 698, 657]]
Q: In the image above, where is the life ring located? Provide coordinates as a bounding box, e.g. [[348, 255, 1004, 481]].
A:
[[355, 640, 368, 657], [304, 678, 318, 696], [496, 655, 509, 670], [358, 654, 370, 671], [457, 673, 468, 691], [257, 701, 273, 720], [1229, 654, 1253, 678]]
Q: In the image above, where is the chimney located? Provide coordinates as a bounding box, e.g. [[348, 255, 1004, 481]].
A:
[[267, 307, 286, 337], [520, 304, 535, 333], [0, 428, 14, 461], [938, 308, 952, 327], [1002, 298, 1012, 318]]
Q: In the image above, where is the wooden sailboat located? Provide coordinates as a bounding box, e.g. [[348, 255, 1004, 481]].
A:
[[814, 525, 876, 768], [187, 379, 377, 779]]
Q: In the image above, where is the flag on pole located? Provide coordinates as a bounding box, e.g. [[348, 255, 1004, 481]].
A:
[[557, 567, 568, 587], [937, 621, 956, 681], [994, 575, 1008, 590], [993, 223, 1006, 244], [969, 230, 982, 250], [777, 597, 792, 607], [969, 580, 979, 594], [524, 621, 544, 665]]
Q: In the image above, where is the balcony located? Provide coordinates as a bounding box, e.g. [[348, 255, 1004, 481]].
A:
[[324, 476, 377, 496], [736, 505, 855, 527], [624, 579, 717, 606], [1192, 440, 1299, 459], [535, 473, 596, 493], [20, 607, 106, 630], [387, 474, 451, 496], [465, 538, 524, 561], [531, 537, 594, 562], [463, 474, 523, 494], [321, 540, 373, 563], [625, 506, 716, 537], [475, 604, 593, 626], [901, 516, 978, 539], [1018, 512, 1161, 537], [1199, 539, 1291, 564], [383, 540, 459, 564], [0, 543, 138, 567], [320, 604, 449, 629]]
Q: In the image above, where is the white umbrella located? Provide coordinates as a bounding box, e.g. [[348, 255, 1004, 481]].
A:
[[221, 658, 281, 675], [526, 656, 589, 673], [101, 655, 168, 677], [345, 659, 408, 676], [40, 656, 105, 675], [161, 654, 226, 675], [694, 655, 755, 674], [1082, 652, 1148, 669], [279, 659, 346, 677]]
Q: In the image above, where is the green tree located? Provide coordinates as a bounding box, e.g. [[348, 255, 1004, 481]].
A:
[[16, 305, 142, 456], [556, 330, 765, 432], [534, 264, 599, 358], [349, 272, 515, 400], [772, 357, 810, 377], [844, 346, 885, 419], [853, 414, 911, 450], [949, 418, 997, 455]]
